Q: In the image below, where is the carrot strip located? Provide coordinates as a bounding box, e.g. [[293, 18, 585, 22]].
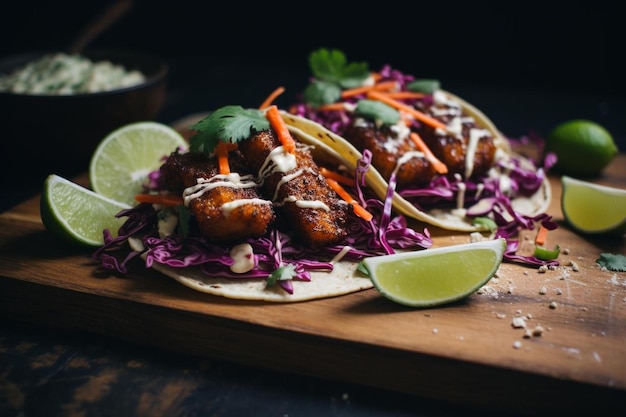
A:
[[367, 90, 448, 131], [340, 80, 398, 98], [535, 225, 549, 246], [317, 102, 350, 112], [325, 178, 373, 222], [409, 132, 448, 174], [266, 105, 296, 153], [382, 91, 426, 100], [135, 193, 183, 206], [259, 86, 285, 110], [215, 142, 237, 175], [319, 167, 354, 186]]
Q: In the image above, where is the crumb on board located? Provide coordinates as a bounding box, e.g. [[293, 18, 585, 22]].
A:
[[549, 301, 558, 309], [513, 340, 522, 349]]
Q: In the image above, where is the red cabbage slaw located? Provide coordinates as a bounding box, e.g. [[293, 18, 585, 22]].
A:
[[290, 65, 560, 267], [92, 148, 433, 295]]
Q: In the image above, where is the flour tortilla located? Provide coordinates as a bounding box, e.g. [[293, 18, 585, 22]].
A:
[[281, 91, 552, 232], [149, 257, 372, 302]]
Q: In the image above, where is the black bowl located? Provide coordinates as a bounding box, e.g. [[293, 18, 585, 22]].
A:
[[0, 48, 168, 185]]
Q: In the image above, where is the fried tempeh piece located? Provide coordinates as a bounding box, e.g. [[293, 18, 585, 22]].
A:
[[414, 94, 496, 179], [159, 150, 275, 242], [238, 130, 349, 248], [343, 120, 437, 187]]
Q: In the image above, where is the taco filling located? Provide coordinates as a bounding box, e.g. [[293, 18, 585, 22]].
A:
[[285, 48, 557, 263], [93, 104, 433, 302]]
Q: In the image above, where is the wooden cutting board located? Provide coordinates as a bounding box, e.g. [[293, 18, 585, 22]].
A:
[[1, 151, 625, 414]]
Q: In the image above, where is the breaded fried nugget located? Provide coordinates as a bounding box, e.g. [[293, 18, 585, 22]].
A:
[[238, 130, 349, 248], [160, 150, 274, 242], [343, 120, 436, 187]]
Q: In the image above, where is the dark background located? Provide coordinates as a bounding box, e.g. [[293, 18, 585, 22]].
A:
[[2, 1, 622, 97], [3, 1, 623, 145]]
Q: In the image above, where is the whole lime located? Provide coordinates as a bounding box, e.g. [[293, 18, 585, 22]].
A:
[[545, 120, 618, 177]]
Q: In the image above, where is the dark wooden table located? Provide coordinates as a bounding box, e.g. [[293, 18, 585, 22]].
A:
[[2, 59, 625, 417]]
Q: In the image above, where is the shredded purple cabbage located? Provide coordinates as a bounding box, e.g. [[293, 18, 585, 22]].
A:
[[92, 150, 432, 294]]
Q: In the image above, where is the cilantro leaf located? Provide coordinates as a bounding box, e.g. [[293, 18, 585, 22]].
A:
[[266, 264, 297, 287], [189, 105, 269, 153], [407, 79, 441, 94], [596, 253, 626, 272], [303, 80, 342, 107], [354, 99, 400, 125], [307, 48, 369, 97]]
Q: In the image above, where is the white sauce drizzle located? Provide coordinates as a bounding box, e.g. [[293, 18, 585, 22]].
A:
[[454, 173, 466, 209], [330, 245, 354, 264], [182, 173, 257, 206], [258, 145, 297, 179], [392, 151, 426, 178], [220, 198, 272, 216], [465, 128, 489, 179]]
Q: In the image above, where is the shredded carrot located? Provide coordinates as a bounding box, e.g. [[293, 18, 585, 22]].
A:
[[367, 90, 448, 131], [215, 142, 238, 175], [535, 225, 549, 246], [381, 91, 426, 100], [409, 132, 448, 174], [340, 80, 398, 98], [325, 178, 373, 222], [259, 86, 285, 110], [370, 72, 382, 82], [135, 193, 183, 206], [265, 105, 296, 153], [319, 167, 354, 186], [317, 102, 350, 112]]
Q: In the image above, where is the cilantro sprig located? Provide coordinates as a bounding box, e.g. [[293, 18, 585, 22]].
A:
[[304, 48, 370, 107], [189, 105, 269, 153]]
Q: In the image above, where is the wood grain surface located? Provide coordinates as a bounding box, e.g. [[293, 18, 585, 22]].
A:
[[1, 151, 624, 414]]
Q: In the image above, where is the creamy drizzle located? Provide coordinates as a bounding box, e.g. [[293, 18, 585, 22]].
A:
[[182, 173, 257, 206], [330, 245, 353, 264], [392, 151, 426, 177], [258, 145, 297, 180], [454, 174, 467, 209], [221, 198, 272, 216], [465, 128, 489, 179]]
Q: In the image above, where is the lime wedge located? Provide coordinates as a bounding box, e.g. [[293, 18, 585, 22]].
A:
[[89, 121, 187, 206], [561, 176, 626, 235], [362, 238, 506, 307], [41, 174, 132, 247]]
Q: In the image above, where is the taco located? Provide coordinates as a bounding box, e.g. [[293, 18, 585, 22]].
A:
[[284, 48, 553, 233], [94, 104, 433, 302]]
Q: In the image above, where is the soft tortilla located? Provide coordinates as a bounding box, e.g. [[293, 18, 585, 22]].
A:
[[149, 259, 372, 302], [280, 91, 552, 232]]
